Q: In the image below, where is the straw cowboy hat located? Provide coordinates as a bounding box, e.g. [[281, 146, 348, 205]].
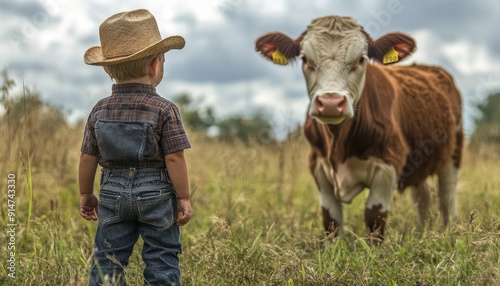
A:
[[84, 9, 185, 66]]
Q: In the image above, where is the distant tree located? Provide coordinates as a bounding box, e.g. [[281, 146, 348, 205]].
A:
[[173, 93, 215, 132], [1, 69, 15, 102], [173, 93, 275, 144], [217, 113, 273, 144], [471, 92, 500, 145], [475, 92, 500, 126]]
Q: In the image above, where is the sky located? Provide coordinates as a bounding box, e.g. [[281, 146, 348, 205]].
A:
[[1, 0, 500, 137]]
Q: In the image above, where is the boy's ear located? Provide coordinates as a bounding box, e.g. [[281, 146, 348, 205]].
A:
[[149, 56, 161, 77], [367, 32, 416, 64]]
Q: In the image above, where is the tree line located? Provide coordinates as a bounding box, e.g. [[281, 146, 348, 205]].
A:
[[173, 93, 277, 144], [2, 70, 500, 146], [471, 91, 500, 145]]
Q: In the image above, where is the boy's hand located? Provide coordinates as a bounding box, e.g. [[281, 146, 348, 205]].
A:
[[80, 194, 99, 221], [176, 198, 191, 226]]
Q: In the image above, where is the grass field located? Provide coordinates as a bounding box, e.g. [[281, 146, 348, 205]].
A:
[[0, 94, 499, 285]]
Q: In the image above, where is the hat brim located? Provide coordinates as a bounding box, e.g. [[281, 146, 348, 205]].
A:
[[84, 35, 185, 66]]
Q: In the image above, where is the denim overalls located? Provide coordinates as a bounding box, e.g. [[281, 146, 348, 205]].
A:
[[88, 101, 182, 285]]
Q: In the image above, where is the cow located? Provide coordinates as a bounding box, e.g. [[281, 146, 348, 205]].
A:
[[255, 16, 463, 240]]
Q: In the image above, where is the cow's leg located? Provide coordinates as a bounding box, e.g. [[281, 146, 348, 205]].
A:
[[365, 164, 397, 240], [437, 161, 458, 228], [320, 187, 343, 236], [410, 180, 432, 226], [314, 160, 343, 236]]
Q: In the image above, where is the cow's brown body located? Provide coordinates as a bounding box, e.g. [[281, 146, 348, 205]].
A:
[[304, 63, 463, 235]]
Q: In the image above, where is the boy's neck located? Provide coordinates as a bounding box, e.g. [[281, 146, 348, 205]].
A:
[[116, 76, 157, 87]]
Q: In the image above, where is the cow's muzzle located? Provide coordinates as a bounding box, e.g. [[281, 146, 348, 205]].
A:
[[314, 93, 346, 117]]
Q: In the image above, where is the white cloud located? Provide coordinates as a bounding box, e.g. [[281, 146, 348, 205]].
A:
[[409, 29, 442, 64], [167, 78, 308, 129], [442, 40, 500, 75]]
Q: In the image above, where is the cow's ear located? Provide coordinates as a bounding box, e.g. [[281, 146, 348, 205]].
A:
[[255, 32, 303, 65], [367, 32, 416, 65]]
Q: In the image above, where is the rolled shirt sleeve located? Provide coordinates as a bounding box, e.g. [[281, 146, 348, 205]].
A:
[[161, 104, 191, 154], [80, 111, 99, 156]]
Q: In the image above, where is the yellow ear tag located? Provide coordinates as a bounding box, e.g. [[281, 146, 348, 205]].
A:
[[383, 47, 399, 64], [272, 49, 289, 65]]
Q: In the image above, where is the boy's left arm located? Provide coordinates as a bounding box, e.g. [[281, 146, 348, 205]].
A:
[[79, 153, 99, 221], [165, 150, 192, 226]]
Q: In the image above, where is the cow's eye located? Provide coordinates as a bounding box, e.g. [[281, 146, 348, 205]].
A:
[[300, 54, 314, 71], [350, 56, 366, 72], [300, 54, 308, 64]]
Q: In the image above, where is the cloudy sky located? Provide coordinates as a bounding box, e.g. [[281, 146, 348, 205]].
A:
[[2, 0, 500, 137]]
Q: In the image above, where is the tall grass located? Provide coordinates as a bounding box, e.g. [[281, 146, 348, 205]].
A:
[[21, 83, 33, 230], [0, 86, 499, 285]]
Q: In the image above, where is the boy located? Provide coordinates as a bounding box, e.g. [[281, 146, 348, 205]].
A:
[[79, 9, 191, 285]]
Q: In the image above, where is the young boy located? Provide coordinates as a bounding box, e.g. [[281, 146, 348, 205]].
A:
[[79, 9, 192, 285]]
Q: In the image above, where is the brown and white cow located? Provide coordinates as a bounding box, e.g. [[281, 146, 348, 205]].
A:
[[255, 16, 463, 239]]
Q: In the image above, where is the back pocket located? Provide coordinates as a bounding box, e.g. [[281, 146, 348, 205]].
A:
[[95, 120, 160, 162], [98, 190, 121, 225], [136, 192, 174, 228]]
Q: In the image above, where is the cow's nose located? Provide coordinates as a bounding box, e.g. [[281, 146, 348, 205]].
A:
[[315, 93, 346, 117]]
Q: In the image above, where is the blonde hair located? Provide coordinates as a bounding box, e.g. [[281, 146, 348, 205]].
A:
[[104, 53, 164, 82]]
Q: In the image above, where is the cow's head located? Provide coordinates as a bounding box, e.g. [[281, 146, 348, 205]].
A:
[[256, 16, 416, 124]]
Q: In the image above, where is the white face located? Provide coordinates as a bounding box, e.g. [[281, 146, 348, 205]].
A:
[[300, 31, 368, 124]]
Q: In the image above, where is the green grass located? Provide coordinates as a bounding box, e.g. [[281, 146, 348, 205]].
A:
[[0, 97, 499, 285]]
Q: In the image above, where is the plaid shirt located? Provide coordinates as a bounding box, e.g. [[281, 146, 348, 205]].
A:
[[81, 83, 191, 169]]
